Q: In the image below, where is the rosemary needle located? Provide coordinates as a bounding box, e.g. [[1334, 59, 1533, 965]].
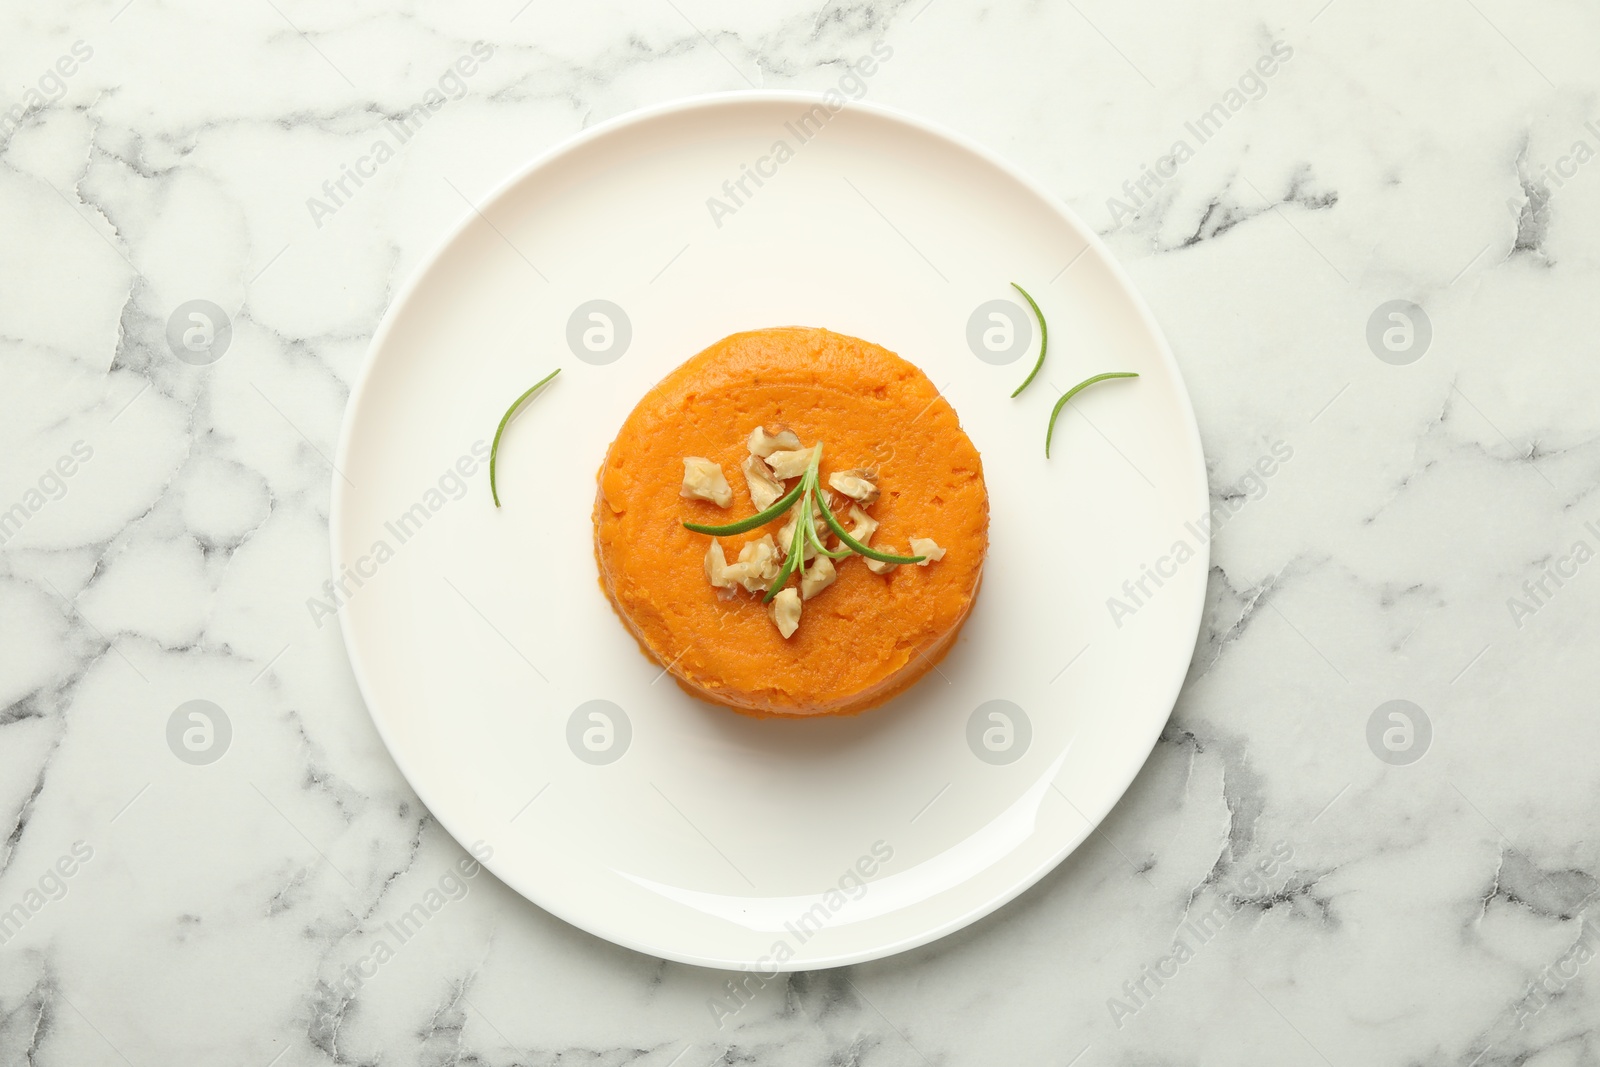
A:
[[489, 368, 560, 507], [1045, 372, 1139, 458], [1009, 282, 1048, 398]]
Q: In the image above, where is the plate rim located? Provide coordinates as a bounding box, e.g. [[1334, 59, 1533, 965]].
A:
[[331, 89, 1209, 970]]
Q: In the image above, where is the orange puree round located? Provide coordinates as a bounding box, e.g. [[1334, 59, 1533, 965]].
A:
[[593, 327, 988, 717]]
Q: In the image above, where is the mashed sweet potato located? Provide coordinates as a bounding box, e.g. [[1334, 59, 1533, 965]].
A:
[[593, 327, 987, 717]]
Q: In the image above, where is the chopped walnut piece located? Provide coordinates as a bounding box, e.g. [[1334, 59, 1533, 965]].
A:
[[765, 446, 817, 480], [704, 540, 739, 599], [850, 503, 898, 573], [747, 425, 803, 458], [846, 505, 878, 546], [827, 468, 879, 506], [724, 534, 782, 592], [749, 533, 782, 577], [910, 537, 946, 565], [704, 539, 731, 584], [800, 556, 837, 600], [769, 587, 802, 638], [741, 454, 786, 511], [680, 457, 732, 507]]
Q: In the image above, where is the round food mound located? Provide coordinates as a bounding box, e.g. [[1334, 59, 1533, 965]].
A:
[[593, 327, 988, 717]]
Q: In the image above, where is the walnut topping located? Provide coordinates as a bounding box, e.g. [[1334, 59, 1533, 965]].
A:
[[800, 555, 837, 600], [724, 534, 781, 592], [680, 457, 732, 507], [765, 446, 817, 480], [752, 535, 783, 579], [691, 428, 925, 633], [704, 539, 732, 587], [769, 587, 802, 638], [828, 468, 879, 505], [747, 425, 802, 458], [846, 504, 878, 546], [741, 454, 786, 511]]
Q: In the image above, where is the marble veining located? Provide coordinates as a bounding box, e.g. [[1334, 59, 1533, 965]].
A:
[[3, 0, 1599, 1064]]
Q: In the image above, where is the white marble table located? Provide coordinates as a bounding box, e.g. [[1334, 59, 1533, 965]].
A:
[[3, 1, 1597, 1063]]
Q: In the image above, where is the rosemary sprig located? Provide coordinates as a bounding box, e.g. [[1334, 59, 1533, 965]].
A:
[[1009, 282, 1048, 398], [682, 441, 925, 602], [684, 479, 803, 535], [490, 368, 561, 507], [1045, 372, 1139, 458]]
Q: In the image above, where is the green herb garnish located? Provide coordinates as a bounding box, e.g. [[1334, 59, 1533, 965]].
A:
[[683, 442, 924, 600], [683, 479, 803, 536], [1009, 282, 1048, 398], [1045, 372, 1139, 458], [489, 368, 560, 507]]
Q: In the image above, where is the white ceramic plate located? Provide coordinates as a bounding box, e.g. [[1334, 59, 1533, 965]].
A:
[[333, 92, 1207, 970]]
